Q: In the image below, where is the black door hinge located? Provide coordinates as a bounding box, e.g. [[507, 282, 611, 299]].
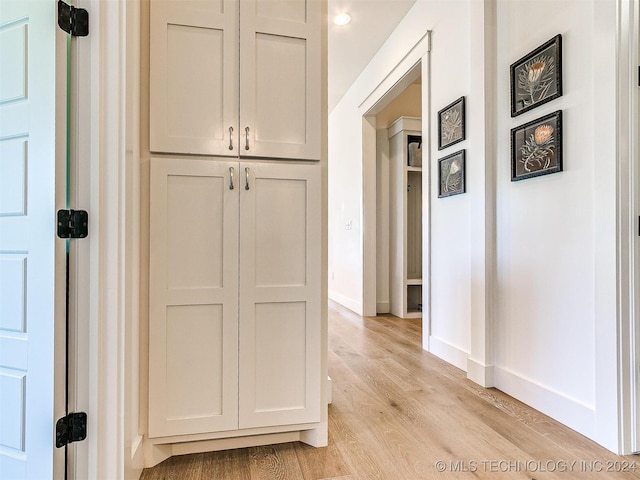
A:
[[57, 209, 88, 239], [56, 412, 87, 448], [58, 0, 89, 37]]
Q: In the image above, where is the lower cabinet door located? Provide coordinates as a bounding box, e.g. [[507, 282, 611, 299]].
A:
[[148, 158, 239, 438], [238, 162, 322, 429]]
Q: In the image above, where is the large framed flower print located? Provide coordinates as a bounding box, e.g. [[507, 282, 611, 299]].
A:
[[511, 110, 562, 182], [510, 35, 562, 117]]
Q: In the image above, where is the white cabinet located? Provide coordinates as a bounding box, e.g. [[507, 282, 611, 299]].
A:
[[148, 158, 321, 439], [150, 0, 321, 160], [388, 117, 422, 319], [146, 0, 325, 457]]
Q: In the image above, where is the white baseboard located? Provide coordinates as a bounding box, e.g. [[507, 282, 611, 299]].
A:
[[494, 366, 596, 440], [376, 301, 390, 314], [467, 357, 494, 388], [428, 335, 468, 371], [427, 339, 597, 446], [328, 290, 362, 315]]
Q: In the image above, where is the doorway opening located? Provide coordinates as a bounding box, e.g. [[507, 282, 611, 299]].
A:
[[373, 80, 422, 318], [361, 60, 426, 331]]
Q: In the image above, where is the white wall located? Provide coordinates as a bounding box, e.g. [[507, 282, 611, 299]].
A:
[[428, 3, 472, 367], [328, 0, 622, 452], [328, 104, 363, 311], [493, 0, 619, 450]]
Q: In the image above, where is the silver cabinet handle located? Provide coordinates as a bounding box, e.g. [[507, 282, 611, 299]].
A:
[[229, 167, 235, 190], [228, 126, 234, 150], [245, 167, 250, 190], [245, 126, 250, 150]]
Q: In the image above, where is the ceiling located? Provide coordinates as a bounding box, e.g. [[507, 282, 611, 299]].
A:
[[327, 0, 417, 113]]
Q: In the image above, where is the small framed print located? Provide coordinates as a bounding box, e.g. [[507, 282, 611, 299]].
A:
[[511, 110, 562, 182], [438, 96, 465, 150], [438, 150, 465, 198], [510, 34, 562, 117]]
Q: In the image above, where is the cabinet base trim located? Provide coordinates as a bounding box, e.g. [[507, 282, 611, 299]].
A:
[[143, 427, 326, 468]]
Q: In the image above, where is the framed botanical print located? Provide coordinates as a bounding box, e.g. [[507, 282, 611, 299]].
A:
[[438, 150, 465, 197], [438, 96, 465, 150], [511, 110, 562, 181], [510, 35, 562, 117]]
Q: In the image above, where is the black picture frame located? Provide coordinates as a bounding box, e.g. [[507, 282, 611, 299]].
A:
[[437, 96, 465, 150], [510, 34, 562, 117], [511, 110, 562, 182], [438, 150, 465, 197]]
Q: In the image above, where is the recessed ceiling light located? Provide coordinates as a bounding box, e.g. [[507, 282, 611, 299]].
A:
[[333, 13, 351, 26]]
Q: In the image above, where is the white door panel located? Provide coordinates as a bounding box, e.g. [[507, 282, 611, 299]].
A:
[[0, 0, 61, 478], [0, 139, 28, 216]]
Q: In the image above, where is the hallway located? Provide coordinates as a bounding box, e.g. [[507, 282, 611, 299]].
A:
[[141, 302, 637, 479]]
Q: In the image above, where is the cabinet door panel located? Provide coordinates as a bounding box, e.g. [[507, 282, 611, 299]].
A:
[[149, 158, 239, 438], [165, 304, 225, 419], [167, 173, 225, 288], [254, 175, 307, 286], [239, 163, 321, 428], [253, 302, 307, 411], [240, 0, 321, 160], [166, 26, 225, 144], [254, 34, 306, 148], [150, 1, 238, 155]]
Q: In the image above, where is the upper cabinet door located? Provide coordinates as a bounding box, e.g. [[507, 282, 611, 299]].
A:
[[150, 0, 239, 156], [239, 0, 321, 160]]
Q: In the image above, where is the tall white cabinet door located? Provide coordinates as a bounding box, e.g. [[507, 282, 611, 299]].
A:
[[238, 163, 321, 428], [239, 0, 321, 160], [148, 158, 239, 438], [150, 0, 238, 156]]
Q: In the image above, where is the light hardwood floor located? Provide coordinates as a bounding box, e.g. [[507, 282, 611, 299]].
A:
[[141, 302, 639, 479]]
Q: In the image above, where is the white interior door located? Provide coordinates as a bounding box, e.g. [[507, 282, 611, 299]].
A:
[[0, 0, 64, 479]]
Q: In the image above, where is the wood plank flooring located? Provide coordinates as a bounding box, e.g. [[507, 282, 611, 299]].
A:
[[140, 302, 639, 479]]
